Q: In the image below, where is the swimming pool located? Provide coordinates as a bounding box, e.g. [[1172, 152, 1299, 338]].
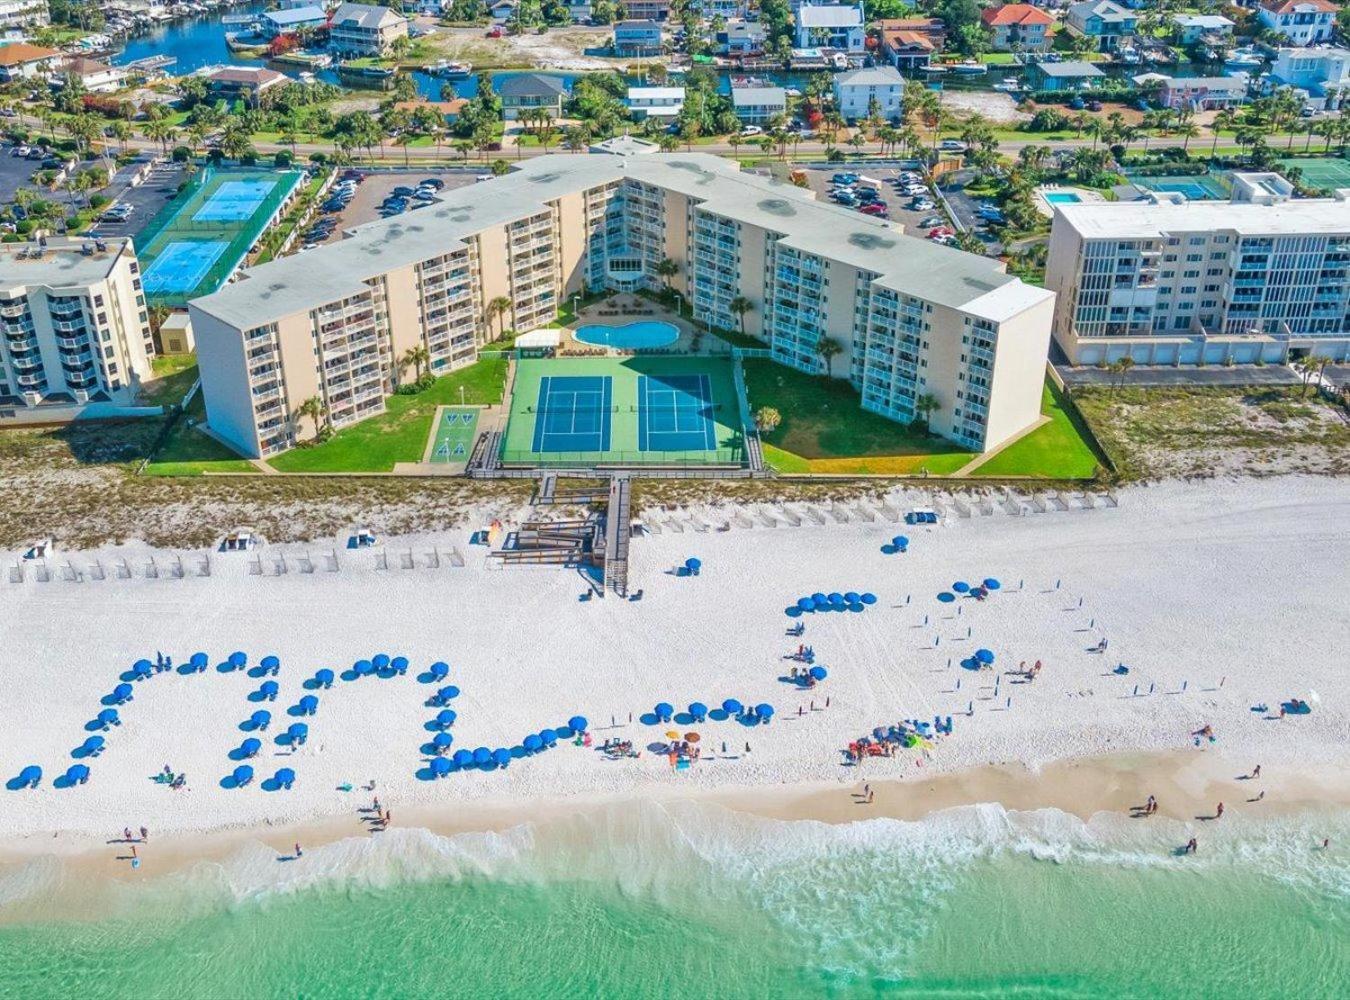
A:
[[574, 321, 679, 349], [1043, 192, 1083, 205]]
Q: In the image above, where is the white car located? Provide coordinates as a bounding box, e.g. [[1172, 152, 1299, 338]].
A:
[[938, 140, 967, 152], [740, 125, 763, 136]]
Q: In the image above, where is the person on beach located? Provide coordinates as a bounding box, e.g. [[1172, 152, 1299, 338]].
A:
[[1216, 802, 1224, 819], [1186, 838, 1198, 854], [123, 827, 132, 842], [745, 742, 751, 754], [140, 826, 148, 842], [295, 843, 303, 858], [1251, 764, 1261, 779], [130, 845, 137, 859], [1146, 795, 1156, 816]]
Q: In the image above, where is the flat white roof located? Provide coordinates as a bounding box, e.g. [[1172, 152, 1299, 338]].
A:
[[797, 5, 862, 27], [1054, 198, 1350, 239], [626, 86, 685, 100]]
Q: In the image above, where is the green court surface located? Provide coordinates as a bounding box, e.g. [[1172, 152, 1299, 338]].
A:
[[429, 406, 480, 463], [501, 356, 746, 467], [1278, 156, 1350, 192], [137, 166, 303, 308]]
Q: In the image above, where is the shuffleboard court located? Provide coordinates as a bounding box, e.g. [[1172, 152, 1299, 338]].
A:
[[141, 240, 230, 296], [430, 407, 480, 463], [531, 375, 613, 453], [192, 178, 280, 223], [638, 373, 716, 452]]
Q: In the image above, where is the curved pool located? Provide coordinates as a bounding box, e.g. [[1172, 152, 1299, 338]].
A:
[[574, 321, 679, 349]]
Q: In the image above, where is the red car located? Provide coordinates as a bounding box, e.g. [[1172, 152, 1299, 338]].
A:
[[859, 203, 888, 216], [927, 227, 955, 238]]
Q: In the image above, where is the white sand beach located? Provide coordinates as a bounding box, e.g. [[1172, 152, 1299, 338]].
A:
[[1, 476, 1347, 860]]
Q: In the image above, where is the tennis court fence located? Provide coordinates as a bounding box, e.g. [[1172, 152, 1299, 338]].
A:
[[498, 448, 747, 468]]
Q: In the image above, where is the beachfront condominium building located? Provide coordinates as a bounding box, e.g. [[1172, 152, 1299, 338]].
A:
[[190, 154, 1053, 459], [1045, 175, 1350, 366], [0, 0, 48, 30], [0, 237, 154, 409]]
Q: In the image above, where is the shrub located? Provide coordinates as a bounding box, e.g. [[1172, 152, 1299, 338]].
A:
[[171, 145, 191, 162], [89, 194, 109, 209]]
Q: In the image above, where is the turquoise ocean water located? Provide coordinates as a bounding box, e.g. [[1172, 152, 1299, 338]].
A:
[[0, 800, 1346, 999]]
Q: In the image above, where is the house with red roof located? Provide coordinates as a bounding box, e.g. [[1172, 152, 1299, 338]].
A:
[[980, 4, 1056, 52]]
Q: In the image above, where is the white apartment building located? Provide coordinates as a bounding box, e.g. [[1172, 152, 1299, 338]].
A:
[[0, 238, 154, 409], [1256, 0, 1337, 46], [190, 154, 1053, 460], [1045, 177, 1350, 366], [0, 0, 48, 30], [833, 65, 904, 121], [626, 85, 685, 119]]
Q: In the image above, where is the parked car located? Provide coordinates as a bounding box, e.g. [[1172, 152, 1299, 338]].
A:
[[859, 203, 888, 217], [937, 140, 966, 152], [392, 186, 416, 197], [831, 172, 859, 185], [832, 192, 858, 206], [420, 178, 444, 189], [740, 125, 763, 136], [918, 215, 945, 228]]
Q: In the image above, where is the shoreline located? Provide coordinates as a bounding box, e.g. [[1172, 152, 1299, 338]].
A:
[[5, 747, 1346, 904]]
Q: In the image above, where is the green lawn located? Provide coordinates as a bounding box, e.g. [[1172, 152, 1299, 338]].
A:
[[970, 381, 1104, 480], [139, 355, 200, 407], [743, 359, 973, 475], [143, 391, 257, 477], [267, 357, 508, 473]]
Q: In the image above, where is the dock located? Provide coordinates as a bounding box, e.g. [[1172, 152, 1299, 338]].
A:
[[602, 475, 631, 597]]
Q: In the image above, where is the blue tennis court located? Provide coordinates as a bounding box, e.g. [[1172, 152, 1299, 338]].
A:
[[638, 373, 716, 452], [531, 375, 613, 453], [141, 240, 229, 295], [192, 178, 279, 223]]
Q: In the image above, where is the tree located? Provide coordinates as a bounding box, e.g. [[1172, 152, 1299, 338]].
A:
[[653, 256, 679, 291], [914, 392, 940, 432], [401, 344, 430, 382], [486, 295, 512, 339], [1211, 109, 1235, 155], [728, 295, 753, 336], [491, 157, 510, 175], [753, 406, 781, 435], [296, 395, 327, 438], [816, 335, 844, 377], [1108, 356, 1135, 391]]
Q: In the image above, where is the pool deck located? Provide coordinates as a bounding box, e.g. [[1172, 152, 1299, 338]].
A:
[[561, 295, 697, 355], [1034, 186, 1105, 219]]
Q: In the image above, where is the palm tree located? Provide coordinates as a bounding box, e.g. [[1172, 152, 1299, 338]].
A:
[[401, 344, 430, 383], [728, 295, 753, 337], [486, 295, 512, 340], [295, 395, 327, 438], [914, 392, 940, 433], [753, 406, 781, 435], [1211, 109, 1235, 155], [653, 257, 678, 291], [1175, 122, 1200, 151], [816, 336, 843, 378]]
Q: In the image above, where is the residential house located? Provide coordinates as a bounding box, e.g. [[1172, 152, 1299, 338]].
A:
[[875, 17, 946, 49], [562, 0, 592, 20], [794, 3, 866, 54], [205, 66, 290, 106], [0, 0, 48, 31], [716, 20, 766, 56], [833, 65, 904, 121], [624, 0, 670, 20], [1026, 60, 1106, 89], [1256, 0, 1337, 45], [626, 85, 685, 119], [395, 98, 469, 125], [1156, 74, 1249, 110], [0, 43, 59, 82], [613, 19, 662, 57], [487, 0, 518, 18], [879, 26, 935, 70], [698, 0, 745, 18], [499, 72, 570, 119], [730, 84, 786, 123], [261, 5, 329, 38], [980, 4, 1055, 52], [328, 3, 409, 57], [57, 57, 130, 94], [1270, 45, 1350, 109], [1065, 0, 1138, 52], [1170, 13, 1235, 46]]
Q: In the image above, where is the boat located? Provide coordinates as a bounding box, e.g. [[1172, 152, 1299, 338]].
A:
[[428, 59, 472, 78], [993, 76, 1022, 92], [1226, 47, 1265, 68], [950, 60, 987, 75]]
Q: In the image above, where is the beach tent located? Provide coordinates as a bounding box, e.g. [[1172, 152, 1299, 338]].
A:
[[688, 702, 708, 722], [433, 732, 453, 751], [722, 698, 743, 716], [435, 709, 456, 730], [17, 765, 41, 788], [472, 747, 492, 766], [232, 765, 254, 787], [239, 737, 262, 758], [492, 748, 511, 768], [274, 768, 296, 789], [809, 666, 827, 681], [112, 683, 133, 704], [568, 715, 588, 733], [63, 764, 90, 785], [429, 662, 450, 680], [431, 757, 452, 777]]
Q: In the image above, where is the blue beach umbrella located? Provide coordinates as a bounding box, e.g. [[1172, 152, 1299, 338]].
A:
[[239, 737, 262, 757], [274, 767, 296, 788], [229, 651, 247, 669], [372, 654, 391, 671], [655, 702, 674, 720], [523, 734, 543, 752], [97, 708, 119, 727], [797, 597, 815, 611], [315, 668, 334, 688], [391, 656, 409, 674], [848, 603, 864, 612], [249, 710, 271, 730], [232, 765, 253, 787], [433, 731, 454, 751], [540, 729, 558, 747], [828, 592, 845, 605], [975, 649, 995, 664], [893, 535, 909, 549], [113, 682, 133, 703], [785, 606, 802, 618], [78, 735, 104, 756], [452, 749, 473, 767], [755, 703, 774, 719], [722, 698, 743, 715], [190, 652, 209, 670], [492, 748, 511, 768], [685, 558, 701, 571], [354, 659, 374, 677], [430, 661, 450, 680], [437, 685, 460, 702], [435, 709, 456, 729], [63, 764, 90, 785], [555, 726, 575, 740], [298, 694, 318, 714], [18, 765, 41, 788], [568, 716, 588, 732], [132, 659, 153, 678], [809, 666, 827, 681], [953, 581, 970, 594], [431, 756, 452, 777], [688, 702, 708, 721], [472, 747, 492, 766], [937, 592, 955, 603], [844, 591, 860, 604], [260, 655, 280, 672], [861, 593, 877, 605], [259, 680, 279, 699], [811, 592, 828, 606], [287, 723, 308, 744], [983, 578, 1001, 591]]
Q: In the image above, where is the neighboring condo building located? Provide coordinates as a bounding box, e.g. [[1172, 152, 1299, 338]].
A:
[[1045, 175, 1350, 366], [0, 237, 154, 408], [190, 154, 1053, 460]]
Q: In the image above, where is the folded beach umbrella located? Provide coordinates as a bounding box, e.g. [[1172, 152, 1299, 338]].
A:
[[432, 732, 453, 751], [861, 593, 877, 605], [64, 764, 90, 785], [240, 737, 262, 758], [523, 733, 543, 753], [569, 716, 588, 733], [315, 668, 335, 688], [132, 659, 153, 679], [229, 651, 247, 669], [113, 682, 133, 703], [431, 756, 452, 777], [722, 698, 743, 716], [975, 649, 995, 664], [492, 748, 511, 768], [755, 704, 774, 719], [232, 765, 254, 787], [688, 702, 707, 722], [472, 747, 492, 766], [452, 749, 473, 767], [435, 709, 456, 730], [809, 666, 827, 681], [18, 765, 41, 788], [260, 655, 280, 672], [429, 662, 450, 680]]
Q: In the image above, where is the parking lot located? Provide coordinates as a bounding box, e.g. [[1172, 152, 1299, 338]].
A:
[[87, 160, 188, 242], [795, 164, 958, 248], [303, 169, 481, 249]]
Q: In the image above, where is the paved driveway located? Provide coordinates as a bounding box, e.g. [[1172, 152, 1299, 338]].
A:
[[1057, 365, 1301, 388]]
